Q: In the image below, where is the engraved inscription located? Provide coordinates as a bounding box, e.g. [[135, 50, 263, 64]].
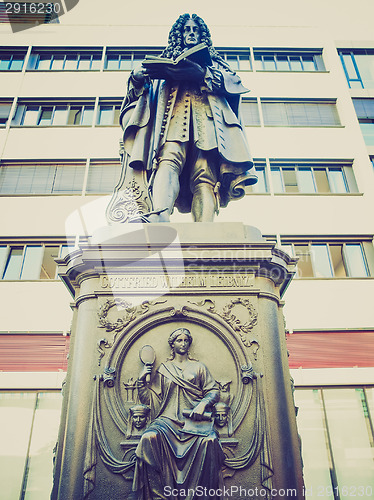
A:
[[100, 274, 254, 290]]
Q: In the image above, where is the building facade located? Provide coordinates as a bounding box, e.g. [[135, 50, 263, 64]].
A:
[[0, 2, 373, 498]]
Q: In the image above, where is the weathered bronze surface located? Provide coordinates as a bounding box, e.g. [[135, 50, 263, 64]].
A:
[[133, 328, 225, 498], [106, 14, 257, 223], [52, 223, 304, 500]]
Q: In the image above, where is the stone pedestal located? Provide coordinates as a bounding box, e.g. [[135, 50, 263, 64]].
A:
[[52, 223, 304, 500]]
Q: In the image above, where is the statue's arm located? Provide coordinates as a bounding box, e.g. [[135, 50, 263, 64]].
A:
[[189, 364, 220, 420]]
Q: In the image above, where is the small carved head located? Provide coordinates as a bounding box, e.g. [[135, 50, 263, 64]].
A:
[[213, 402, 230, 428], [129, 404, 150, 430]]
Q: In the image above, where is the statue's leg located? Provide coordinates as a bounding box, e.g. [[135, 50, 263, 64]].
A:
[[149, 142, 187, 222], [190, 151, 218, 223]]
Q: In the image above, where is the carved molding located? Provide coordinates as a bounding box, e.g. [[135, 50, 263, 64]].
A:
[[107, 177, 151, 224], [189, 298, 260, 359], [97, 299, 166, 365]]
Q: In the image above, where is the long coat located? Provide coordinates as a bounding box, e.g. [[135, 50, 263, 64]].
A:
[[120, 61, 257, 212]]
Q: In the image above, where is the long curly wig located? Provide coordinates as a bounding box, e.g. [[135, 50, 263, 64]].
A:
[[161, 13, 231, 71]]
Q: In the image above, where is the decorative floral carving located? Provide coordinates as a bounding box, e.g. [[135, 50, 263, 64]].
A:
[[190, 298, 259, 358], [107, 178, 151, 223], [97, 299, 166, 365]]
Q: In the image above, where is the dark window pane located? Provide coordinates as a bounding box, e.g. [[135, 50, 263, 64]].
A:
[[314, 169, 330, 193], [91, 55, 102, 70], [298, 168, 316, 193], [345, 244, 368, 277], [36, 55, 51, 70], [81, 106, 94, 125], [241, 101, 260, 126], [276, 55, 289, 71], [282, 168, 298, 193], [9, 56, 24, 71], [40, 246, 60, 279], [119, 55, 132, 70], [271, 167, 284, 192], [51, 55, 64, 70], [302, 56, 316, 71], [98, 106, 114, 125], [67, 107, 82, 125], [86, 162, 121, 193], [311, 244, 333, 277], [328, 168, 347, 193], [330, 244, 347, 277], [0, 56, 10, 70], [105, 55, 120, 70], [52, 106, 68, 126], [78, 55, 91, 70], [263, 55, 276, 71], [22, 106, 39, 126], [294, 244, 314, 277], [3, 247, 23, 279], [21, 246, 44, 280], [38, 107, 53, 126], [226, 55, 239, 71], [52, 165, 85, 193], [64, 54, 78, 70], [289, 56, 303, 71], [254, 55, 263, 70]]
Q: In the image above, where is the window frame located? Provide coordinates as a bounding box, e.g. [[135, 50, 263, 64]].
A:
[[270, 162, 355, 194], [28, 48, 103, 71], [254, 49, 325, 72], [12, 100, 96, 127], [0, 160, 87, 195], [261, 99, 341, 127], [104, 48, 162, 71], [0, 49, 27, 71], [281, 239, 371, 278], [0, 242, 69, 280], [338, 49, 374, 89], [96, 99, 122, 126]]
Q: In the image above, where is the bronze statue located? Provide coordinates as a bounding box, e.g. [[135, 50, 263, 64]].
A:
[[120, 13, 257, 222], [132, 328, 225, 499]]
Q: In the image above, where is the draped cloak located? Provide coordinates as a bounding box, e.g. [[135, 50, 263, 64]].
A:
[[133, 360, 225, 499], [120, 61, 257, 213]]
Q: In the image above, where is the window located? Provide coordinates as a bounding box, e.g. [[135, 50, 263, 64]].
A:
[[85, 160, 121, 193], [254, 49, 325, 72], [0, 161, 86, 194], [241, 99, 260, 126], [0, 244, 68, 280], [104, 49, 161, 70], [295, 388, 374, 496], [12, 101, 95, 127], [28, 49, 102, 71], [219, 49, 252, 71], [261, 99, 340, 127], [246, 162, 268, 193], [339, 49, 374, 89], [97, 100, 122, 126], [353, 98, 374, 146], [0, 392, 62, 500], [270, 163, 358, 194], [281, 240, 371, 278], [0, 49, 26, 70], [0, 100, 13, 127]]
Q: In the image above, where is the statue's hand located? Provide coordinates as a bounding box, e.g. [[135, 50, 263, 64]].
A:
[[132, 64, 148, 84], [189, 401, 207, 421], [138, 363, 153, 382], [165, 60, 205, 82]]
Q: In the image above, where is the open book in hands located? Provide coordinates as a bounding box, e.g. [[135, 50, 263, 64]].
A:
[[142, 42, 213, 70]]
